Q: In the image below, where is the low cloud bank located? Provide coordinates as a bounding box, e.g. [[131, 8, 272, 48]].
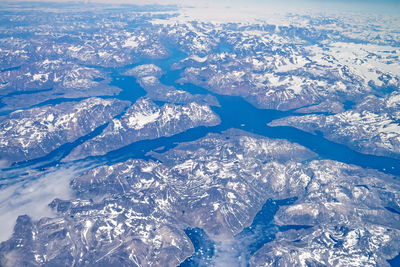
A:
[[0, 167, 78, 242]]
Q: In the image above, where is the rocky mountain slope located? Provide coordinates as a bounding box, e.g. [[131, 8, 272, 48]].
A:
[[65, 98, 220, 161], [0, 98, 129, 163]]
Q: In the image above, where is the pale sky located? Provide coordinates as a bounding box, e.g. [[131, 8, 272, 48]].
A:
[[1, 0, 399, 15], [3, 0, 400, 9]]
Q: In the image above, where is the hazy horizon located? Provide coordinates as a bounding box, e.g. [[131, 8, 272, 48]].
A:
[[2, 0, 399, 12]]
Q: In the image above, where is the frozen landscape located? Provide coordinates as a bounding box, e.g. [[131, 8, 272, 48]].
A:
[[0, 0, 399, 266]]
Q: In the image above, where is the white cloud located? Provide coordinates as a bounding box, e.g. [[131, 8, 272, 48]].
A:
[[0, 167, 78, 242]]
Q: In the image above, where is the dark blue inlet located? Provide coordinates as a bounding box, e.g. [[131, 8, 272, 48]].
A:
[[179, 198, 305, 265], [388, 253, 400, 267], [235, 197, 302, 261], [179, 228, 215, 267], [110, 74, 146, 103]]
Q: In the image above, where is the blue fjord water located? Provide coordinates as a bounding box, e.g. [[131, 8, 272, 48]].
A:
[[179, 197, 312, 266], [1, 50, 399, 265], [7, 60, 399, 177]]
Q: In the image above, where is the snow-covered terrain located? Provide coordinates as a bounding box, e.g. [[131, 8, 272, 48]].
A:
[[250, 160, 400, 267], [125, 64, 219, 106], [269, 91, 400, 159], [0, 98, 129, 163], [65, 98, 220, 161], [2, 130, 399, 266], [0, 1, 399, 266]]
